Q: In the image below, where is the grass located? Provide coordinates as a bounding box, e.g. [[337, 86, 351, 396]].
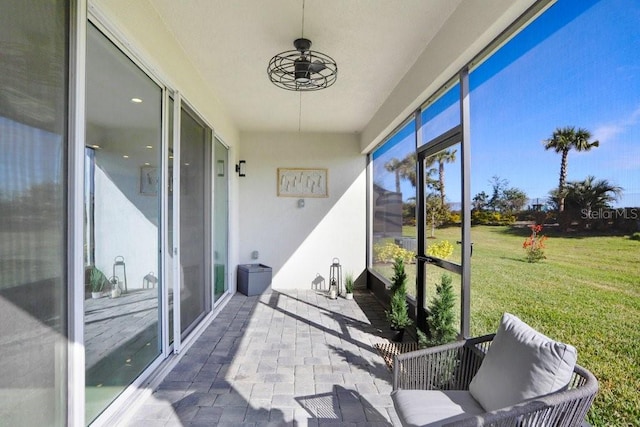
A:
[[373, 225, 640, 426]]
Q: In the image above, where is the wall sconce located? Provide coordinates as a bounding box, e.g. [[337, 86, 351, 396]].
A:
[[235, 160, 246, 177]]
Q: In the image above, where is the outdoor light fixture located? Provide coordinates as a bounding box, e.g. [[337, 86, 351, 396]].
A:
[[267, 38, 337, 91], [267, 0, 337, 91], [235, 160, 246, 177]]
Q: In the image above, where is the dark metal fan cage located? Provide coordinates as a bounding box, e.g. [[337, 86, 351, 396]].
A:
[[267, 38, 338, 91]]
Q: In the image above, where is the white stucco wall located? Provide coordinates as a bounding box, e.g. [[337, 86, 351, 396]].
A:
[[238, 132, 366, 290], [94, 164, 158, 291]]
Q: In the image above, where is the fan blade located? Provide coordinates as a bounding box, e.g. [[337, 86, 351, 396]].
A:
[[309, 60, 326, 73]]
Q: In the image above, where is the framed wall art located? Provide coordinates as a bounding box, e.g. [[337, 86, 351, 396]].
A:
[[277, 168, 328, 197], [140, 165, 158, 195]]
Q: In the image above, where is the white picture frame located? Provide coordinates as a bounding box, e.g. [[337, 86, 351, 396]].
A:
[[140, 165, 158, 195], [277, 168, 328, 197]]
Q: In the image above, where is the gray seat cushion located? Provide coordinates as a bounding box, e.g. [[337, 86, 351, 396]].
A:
[[391, 390, 484, 426]]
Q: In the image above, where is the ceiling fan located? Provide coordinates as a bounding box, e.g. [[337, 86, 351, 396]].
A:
[[267, 37, 338, 91]]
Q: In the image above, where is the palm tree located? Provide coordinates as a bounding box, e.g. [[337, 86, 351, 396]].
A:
[[543, 126, 599, 212], [400, 152, 417, 188], [385, 154, 418, 193], [433, 149, 457, 207], [397, 151, 447, 236], [384, 158, 404, 193], [425, 192, 441, 238], [563, 175, 622, 216]]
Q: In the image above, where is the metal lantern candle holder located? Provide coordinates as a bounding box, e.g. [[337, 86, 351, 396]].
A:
[[113, 255, 128, 294], [329, 257, 342, 298]]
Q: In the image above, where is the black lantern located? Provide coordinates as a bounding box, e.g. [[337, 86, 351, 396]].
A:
[[329, 257, 342, 298], [112, 255, 128, 294]]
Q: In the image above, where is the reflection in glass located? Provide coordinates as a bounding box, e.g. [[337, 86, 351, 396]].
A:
[[371, 119, 417, 293], [180, 108, 211, 336], [85, 24, 162, 423], [213, 138, 229, 302], [0, 1, 68, 424]]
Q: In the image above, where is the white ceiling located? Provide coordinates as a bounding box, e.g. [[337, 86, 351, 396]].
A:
[[147, 0, 463, 133]]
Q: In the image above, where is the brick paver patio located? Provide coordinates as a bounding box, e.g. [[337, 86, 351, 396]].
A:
[[121, 289, 401, 426]]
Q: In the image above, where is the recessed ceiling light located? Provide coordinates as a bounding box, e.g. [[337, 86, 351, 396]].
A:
[[90, 144, 100, 149], [184, 162, 190, 166], [145, 145, 153, 149], [131, 98, 143, 103], [144, 162, 150, 166], [123, 155, 129, 159]]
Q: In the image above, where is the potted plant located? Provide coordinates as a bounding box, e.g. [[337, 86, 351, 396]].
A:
[[420, 273, 457, 347], [386, 257, 412, 341], [390, 257, 407, 294], [344, 273, 354, 300], [387, 290, 412, 341], [89, 266, 105, 299]]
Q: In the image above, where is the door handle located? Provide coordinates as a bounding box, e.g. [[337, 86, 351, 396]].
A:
[[456, 241, 474, 257]]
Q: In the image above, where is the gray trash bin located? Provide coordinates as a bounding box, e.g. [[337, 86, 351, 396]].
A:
[[237, 264, 272, 296]]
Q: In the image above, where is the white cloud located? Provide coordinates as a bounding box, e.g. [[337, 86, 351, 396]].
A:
[[593, 107, 640, 143]]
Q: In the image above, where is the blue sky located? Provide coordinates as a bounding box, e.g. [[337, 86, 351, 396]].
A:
[[375, 0, 640, 208], [470, 0, 640, 207], [0, 117, 64, 197]]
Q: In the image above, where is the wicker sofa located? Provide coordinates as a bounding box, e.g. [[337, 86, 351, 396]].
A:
[[392, 316, 598, 426]]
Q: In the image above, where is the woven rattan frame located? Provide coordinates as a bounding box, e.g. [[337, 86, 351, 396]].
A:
[[392, 334, 598, 427]]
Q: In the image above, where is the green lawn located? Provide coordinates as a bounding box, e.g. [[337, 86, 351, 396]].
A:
[[374, 225, 640, 426]]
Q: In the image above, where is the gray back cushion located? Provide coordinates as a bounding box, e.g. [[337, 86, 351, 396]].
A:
[[468, 313, 577, 412]]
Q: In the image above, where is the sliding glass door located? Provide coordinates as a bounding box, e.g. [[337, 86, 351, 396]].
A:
[[84, 23, 162, 423], [179, 106, 212, 337], [213, 137, 229, 302], [0, 1, 69, 425]]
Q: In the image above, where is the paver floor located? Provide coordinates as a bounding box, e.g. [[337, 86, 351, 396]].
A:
[[121, 289, 401, 426]]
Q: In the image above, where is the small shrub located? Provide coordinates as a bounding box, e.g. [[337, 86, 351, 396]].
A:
[[373, 241, 415, 264], [417, 329, 429, 348], [424, 274, 457, 346], [523, 224, 548, 263], [386, 257, 412, 330], [386, 289, 412, 329], [447, 213, 462, 224], [630, 232, 640, 241], [471, 210, 516, 226], [389, 258, 407, 294], [426, 240, 454, 259]]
